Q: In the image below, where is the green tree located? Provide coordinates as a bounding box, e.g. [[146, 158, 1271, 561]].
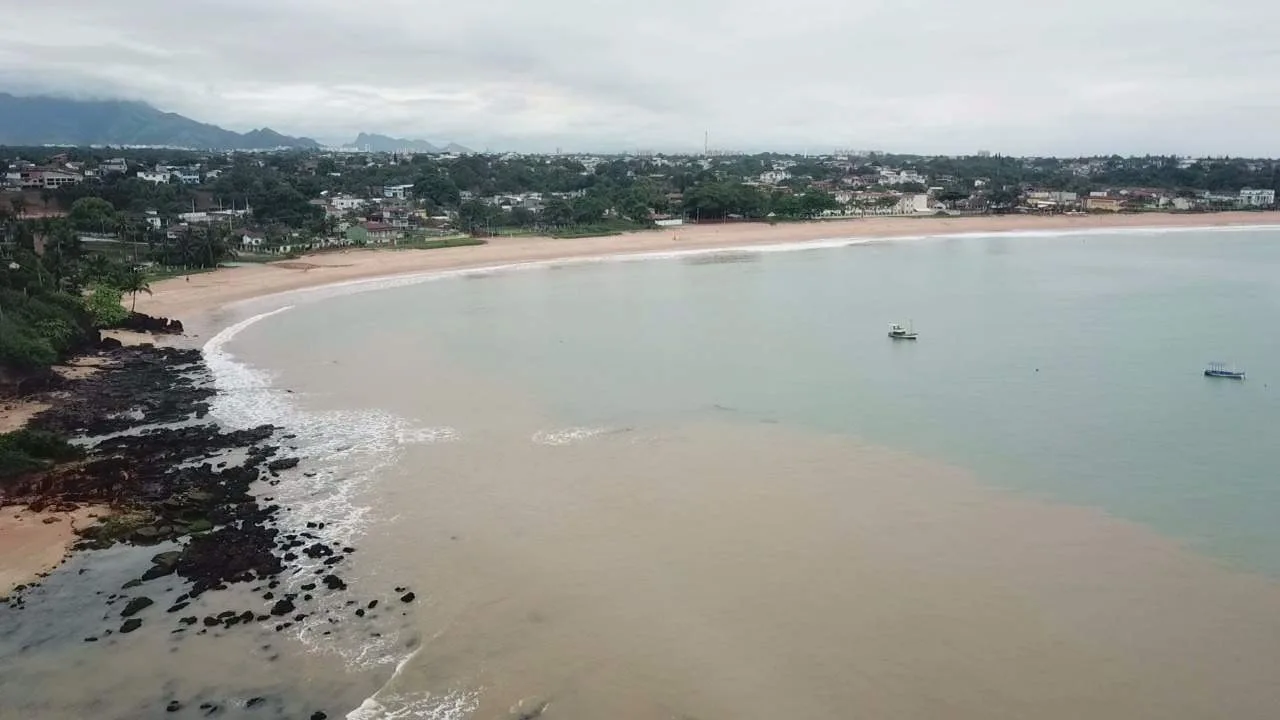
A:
[[68, 197, 118, 233], [119, 266, 152, 311]]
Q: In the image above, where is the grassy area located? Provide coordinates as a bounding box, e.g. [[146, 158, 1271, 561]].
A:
[[547, 220, 651, 239], [550, 229, 626, 239], [490, 228, 543, 238], [0, 429, 83, 480], [391, 236, 486, 251], [145, 265, 219, 282]]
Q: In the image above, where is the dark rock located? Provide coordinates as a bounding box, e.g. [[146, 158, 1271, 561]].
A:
[[269, 599, 295, 617], [300, 583, 316, 591], [303, 542, 333, 559], [180, 616, 198, 626], [167, 602, 190, 613], [121, 579, 143, 590], [394, 586, 406, 593], [400, 592, 416, 603], [166, 700, 182, 712], [120, 618, 143, 633], [310, 713, 327, 720], [116, 311, 184, 335], [203, 616, 221, 627], [266, 457, 300, 472], [246, 697, 265, 708], [322, 575, 346, 591], [367, 600, 378, 609], [84, 636, 98, 642], [121, 597, 154, 617], [239, 610, 255, 623], [263, 592, 274, 600], [355, 609, 366, 617]]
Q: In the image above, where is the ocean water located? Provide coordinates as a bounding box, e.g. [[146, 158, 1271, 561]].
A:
[[7, 226, 1280, 719], [211, 226, 1280, 718], [235, 226, 1280, 572]]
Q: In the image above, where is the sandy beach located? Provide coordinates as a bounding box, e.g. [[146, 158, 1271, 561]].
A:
[[134, 212, 1280, 320], [0, 506, 104, 598]]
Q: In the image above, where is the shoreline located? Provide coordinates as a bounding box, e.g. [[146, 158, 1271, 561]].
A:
[[0, 506, 106, 599], [3, 211, 1278, 595], [134, 211, 1280, 320]]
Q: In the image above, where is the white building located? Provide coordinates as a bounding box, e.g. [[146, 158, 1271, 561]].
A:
[[878, 169, 928, 186], [138, 171, 171, 184], [333, 195, 365, 211], [241, 231, 266, 251], [1239, 188, 1276, 207], [758, 170, 791, 185], [383, 184, 414, 199]]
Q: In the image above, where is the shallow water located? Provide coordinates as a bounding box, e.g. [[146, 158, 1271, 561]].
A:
[[6, 227, 1280, 718]]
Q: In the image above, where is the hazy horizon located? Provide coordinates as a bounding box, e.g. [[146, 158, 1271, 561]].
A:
[[4, 1, 1280, 156]]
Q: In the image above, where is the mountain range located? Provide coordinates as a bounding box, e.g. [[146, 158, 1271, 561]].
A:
[[0, 93, 471, 153], [347, 133, 472, 154]]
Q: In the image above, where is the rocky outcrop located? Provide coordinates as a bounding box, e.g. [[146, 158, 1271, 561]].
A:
[[112, 312, 185, 335]]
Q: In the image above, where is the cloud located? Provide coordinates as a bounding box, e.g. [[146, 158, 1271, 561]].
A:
[[3, 0, 1280, 154]]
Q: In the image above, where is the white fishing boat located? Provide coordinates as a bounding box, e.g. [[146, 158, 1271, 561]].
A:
[[888, 321, 918, 340], [1204, 362, 1245, 379]]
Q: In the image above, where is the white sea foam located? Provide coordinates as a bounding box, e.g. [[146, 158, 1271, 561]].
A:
[[531, 426, 609, 445], [346, 690, 480, 720], [344, 650, 480, 720], [205, 220, 1278, 719], [202, 308, 457, 671]]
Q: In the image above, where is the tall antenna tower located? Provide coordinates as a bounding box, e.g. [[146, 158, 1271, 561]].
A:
[[704, 130, 709, 156]]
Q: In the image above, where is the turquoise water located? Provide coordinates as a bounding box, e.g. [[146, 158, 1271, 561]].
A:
[[240, 228, 1280, 574]]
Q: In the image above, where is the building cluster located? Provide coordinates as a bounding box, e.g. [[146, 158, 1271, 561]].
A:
[[5, 147, 1280, 258]]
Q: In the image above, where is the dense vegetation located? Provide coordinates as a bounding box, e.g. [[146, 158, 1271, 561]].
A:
[[0, 427, 83, 479], [8, 146, 1280, 243], [0, 210, 166, 377]]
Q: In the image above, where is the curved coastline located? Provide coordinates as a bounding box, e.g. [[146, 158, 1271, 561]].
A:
[[136, 211, 1280, 324], [6, 213, 1280, 718]]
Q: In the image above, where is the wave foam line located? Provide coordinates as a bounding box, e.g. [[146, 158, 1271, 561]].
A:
[[202, 308, 456, 669]]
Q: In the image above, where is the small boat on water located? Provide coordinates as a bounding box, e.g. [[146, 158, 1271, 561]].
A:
[[1204, 362, 1245, 379], [888, 321, 918, 340]]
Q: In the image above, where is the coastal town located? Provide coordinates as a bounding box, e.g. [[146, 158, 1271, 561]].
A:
[[3, 147, 1277, 260]]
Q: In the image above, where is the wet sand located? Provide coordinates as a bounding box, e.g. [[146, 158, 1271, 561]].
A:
[[0, 507, 105, 596]]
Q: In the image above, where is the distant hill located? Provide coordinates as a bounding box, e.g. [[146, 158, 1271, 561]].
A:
[[443, 142, 474, 154], [351, 132, 440, 153], [0, 93, 320, 150]]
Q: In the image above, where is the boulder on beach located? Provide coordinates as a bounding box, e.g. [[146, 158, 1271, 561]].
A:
[[121, 597, 154, 617]]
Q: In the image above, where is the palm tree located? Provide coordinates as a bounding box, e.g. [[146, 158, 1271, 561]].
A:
[[82, 253, 116, 285], [120, 266, 152, 312]]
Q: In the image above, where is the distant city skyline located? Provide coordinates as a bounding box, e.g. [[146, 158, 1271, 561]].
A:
[[4, 1, 1280, 156]]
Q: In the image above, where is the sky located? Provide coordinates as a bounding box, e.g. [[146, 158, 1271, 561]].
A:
[[2, 0, 1280, 155]]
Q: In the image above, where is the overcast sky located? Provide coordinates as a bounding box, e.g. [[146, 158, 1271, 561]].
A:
[[3, 0, 1279, 155]]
